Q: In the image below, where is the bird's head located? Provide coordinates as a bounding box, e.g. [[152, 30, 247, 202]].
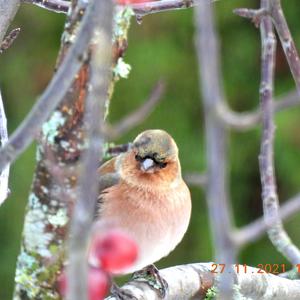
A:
[[132, 129, 178, 174], [119, 129, 181, 188]]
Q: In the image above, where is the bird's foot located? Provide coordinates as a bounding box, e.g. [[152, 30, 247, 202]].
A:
[[110, 282, 138, 300], [132, 264, 168, 298]]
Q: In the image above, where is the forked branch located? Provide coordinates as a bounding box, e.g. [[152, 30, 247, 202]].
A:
[[0, 0, 99, 173], [22, 0, 218, 16], [258, 0, 300, 264]]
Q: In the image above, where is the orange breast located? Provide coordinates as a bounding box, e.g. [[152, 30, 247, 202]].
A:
[[98, 180, 191, 273]]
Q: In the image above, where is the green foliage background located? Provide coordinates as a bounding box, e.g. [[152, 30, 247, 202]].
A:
[[1, 0, 300, 298]]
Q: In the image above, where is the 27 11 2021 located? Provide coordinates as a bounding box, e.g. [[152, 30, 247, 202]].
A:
[[210, 263, 293, 274]]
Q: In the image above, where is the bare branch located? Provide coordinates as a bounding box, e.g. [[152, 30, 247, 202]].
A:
[[275, 90, 300, 111], [106, 143, 132, 157], [217, 89, 300, 131], [216, 102, 261, 131], [21, 0, 69, 13], [0, 1, 18, 207], [184, 172, 207, 188], [132, 0, 217, 17], [22, 0, 218, 17], [258, 0, 300, 264], [194, 1, 236, 299], [0, 0, 20, 44], [270, 0, 300, 94], [233, 8, 268, 27], [224, 1, 300, 132], [0, 0, 99, 173], [106, 80, 165, 140], [235, 193, 300, 246], [0, 28, 20, 53], [0, 91, 10, 205], [66, 1, 113, 300], [234, 8, 267, 20], [106, 263, 300, 300]]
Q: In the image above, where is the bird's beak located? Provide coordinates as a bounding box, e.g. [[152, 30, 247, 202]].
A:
[[140, 158, 155, 172]]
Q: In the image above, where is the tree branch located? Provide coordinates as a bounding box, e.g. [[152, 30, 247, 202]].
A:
[[132, 0, 216, 17], [185, 171, 300, 247], [13, 2, 134, 299], [21, 0, 69, 13], [0, 0, 20, 44], [270, 0, 300, 94], [105, 80, 165, 140], [194, 1, 236, 299], [66, 1, 113, 299], [0, 28, 20, 53], [106, 263, 300, 300], [184, 172, 207, 188], [258, 0, 300, 264], [235, 193, 300, 246], [0, 0, 97, 173], [234, 7, 268, 20], [233, 8, 268, 27], [0, 91, 10, 205], [22, 0, 218, 17], [0, 1, 20, 205], [216, 89, 300, 131]]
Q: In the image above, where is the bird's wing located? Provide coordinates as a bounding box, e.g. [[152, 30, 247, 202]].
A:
[[95, 157, 121, 218], [98, 156, 120, 191]]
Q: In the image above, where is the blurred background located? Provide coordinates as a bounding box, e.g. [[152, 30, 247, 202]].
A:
[[1, 0, 300, 298]]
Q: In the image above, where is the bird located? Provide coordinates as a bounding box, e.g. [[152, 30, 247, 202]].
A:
[[94, 129, 191, 296]]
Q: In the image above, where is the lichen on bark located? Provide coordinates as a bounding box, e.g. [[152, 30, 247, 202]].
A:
[[13, 3, 134, 300]]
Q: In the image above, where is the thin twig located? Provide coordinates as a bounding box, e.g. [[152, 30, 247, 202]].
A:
[[258, 0, 300, 264], [235, 193, 300, 247], [0, 0, 99, 173], [233, 8, 268, 27], [106, 80, 165, 140], [106, 143, 132, 157], [216, 89, 300, 131], [194, 1, 236, 299], [22, 0, 69, 13], [132, 0, 216, 17], [216, 102, 261, 130], [234, 8, 267, 20], [0, 28, 20, 53], [67, 0, 113, 299], [275, 90, 300, 111], [0, 91, 10, 205], [270, 0, 300, 94]]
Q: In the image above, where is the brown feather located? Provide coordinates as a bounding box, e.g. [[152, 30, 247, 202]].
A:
[[98, 156, 117, 176]]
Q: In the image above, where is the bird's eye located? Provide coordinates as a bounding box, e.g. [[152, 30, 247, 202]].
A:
[[135, 155, 143, 162], [159, 162, 167, 169]]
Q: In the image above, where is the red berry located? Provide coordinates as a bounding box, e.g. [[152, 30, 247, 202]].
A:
[[88, 267, 109, 300], [57, 271, 67, 296], [90, 230, 138, 273], [57, 268, 109, 300]]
